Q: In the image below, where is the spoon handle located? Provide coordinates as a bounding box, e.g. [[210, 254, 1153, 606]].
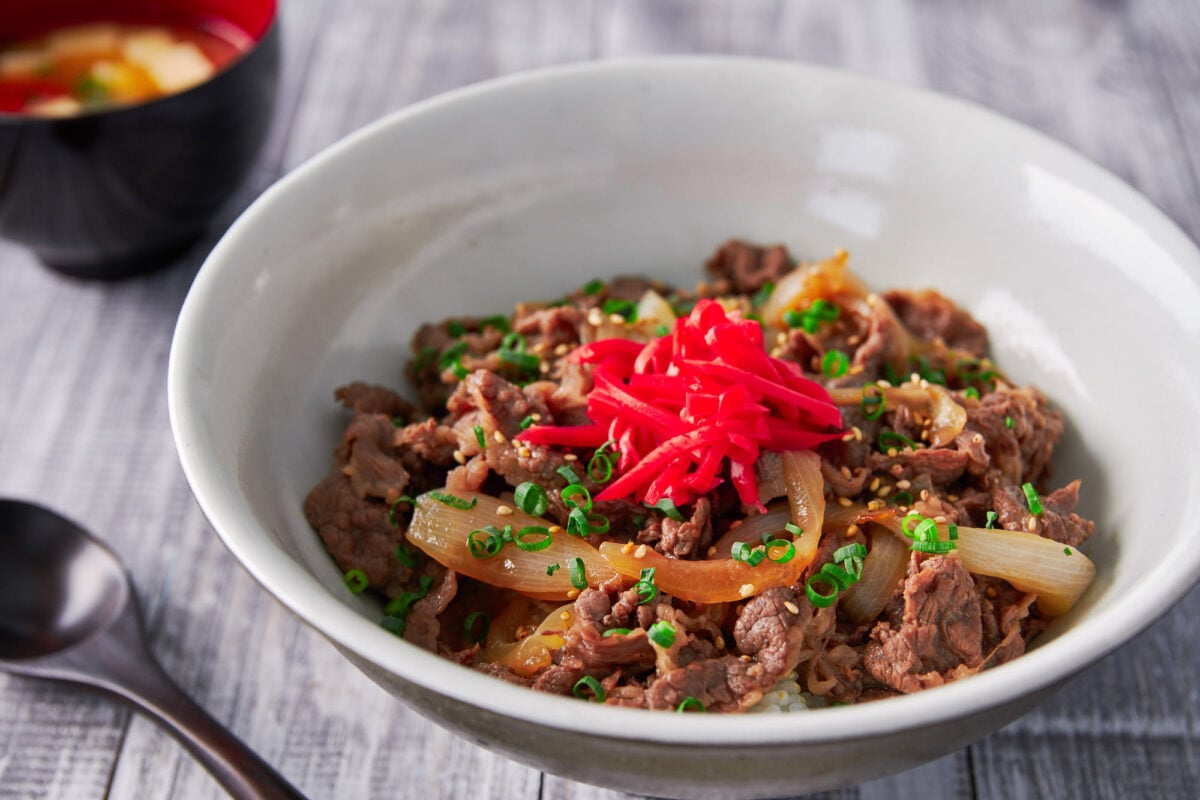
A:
[[64, 607, 307, 800]]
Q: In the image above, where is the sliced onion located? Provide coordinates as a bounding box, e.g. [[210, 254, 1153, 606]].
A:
[[482, 598, 575, 676], [829, 384, 966, 447], [871, 514, 1095, 616], [839, 524, 908, 625], [758, 250, 868, 327], [782, 449, 826, 568], [709, 506, 792, 559], [635, 289, 677, 330], [598, 541, 803, 604], [407, 489, 619, 600]]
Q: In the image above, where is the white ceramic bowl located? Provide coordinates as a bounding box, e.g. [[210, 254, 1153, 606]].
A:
[[168, 58, 1200, 799]]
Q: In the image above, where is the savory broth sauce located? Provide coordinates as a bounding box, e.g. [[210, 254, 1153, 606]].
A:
[[0, 21, 250, 115]]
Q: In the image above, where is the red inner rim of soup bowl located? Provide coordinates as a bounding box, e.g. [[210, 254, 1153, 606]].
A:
[[0, 0, 276, 42]]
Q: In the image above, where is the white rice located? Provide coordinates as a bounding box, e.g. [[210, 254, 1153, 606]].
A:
[[747, 673, 826, 713]]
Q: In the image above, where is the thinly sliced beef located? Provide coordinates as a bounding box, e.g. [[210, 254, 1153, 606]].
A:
[[304, 474, 412, 596], [883, 289, 989, 356], [864, 554, 984, 694], [341, 414, 410, 500], [992, 479, 1094, 546], [656, 498, 713, 559], [404, 568, 458, 652], [966, 387, 1063, 486], [704, 239, 793, 295], [335, 382, 416, 419]]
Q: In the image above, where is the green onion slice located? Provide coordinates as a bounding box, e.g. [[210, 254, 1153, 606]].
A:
[[677, 697, 706, 713], [901, 512, 924, 537], [764, 539, 796, 563], [635, 567, 658, 605], [583, 278, 604, 296], [473, 424, 487, 450], [546, 562, 561, 576], [587, 450, 614, 483], [831, 543, 868, 563], [561, 483, 593, 511], [343, 569, 369, 595], [891, 490, 914, 507], [647, 620, 676, 648], [573, 675, 606, 702], [602, 298, 638, 320], [463, 611, 490, 644], [566, 507, 591, 537], [912, 539, 957, 554], [480, 314, 510, 333], [394, 544, 419, 569], [568, 557, 588, 589], [985, 510, 999, 529], [784, 522, 803, 538], [1022, 482, 1044, 515], [819, 562, 856, 592], [557, 465, 581, 485], [878, 431, 919, 453], [514, 482, 549, 517], [428, 491, 476, 510], [380, 616, 405, 635], [388, 495, 415, 527], [822, 349, 849, 378], [602, 628, 631, 638], [514, 525, 553, 552], [468, 526, 506, 558], [913, 518, 938, 543], [586, 512, 611, 535], [860, 385, 886, 421], [805, 574, 839, 608]]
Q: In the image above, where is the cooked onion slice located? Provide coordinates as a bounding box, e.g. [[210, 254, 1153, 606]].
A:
[[710, 506, 792, 559], [782, 449, 825, 567], [598, 541, 805, 604], [871, 514, 1095, 616], [407, 490, 619, 600], [482, 598, 575, 676], [759, 250, 867, 328], [839, 524, 908, 625], [828, 383, 966, 447]]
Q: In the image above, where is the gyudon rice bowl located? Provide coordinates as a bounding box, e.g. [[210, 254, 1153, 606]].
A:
[[304, 239, 1097, 713]]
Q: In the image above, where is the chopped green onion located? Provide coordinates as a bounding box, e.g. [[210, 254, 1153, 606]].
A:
[[514, 525, 554, 552], [819, 562, 856, 592], [586, 512, 611, 535], [380, 616, 405, 635], [561, 483, 593, 511], [602, 628, 631, 638], [821, 349, 849, 378], [901, 512, 924, 537], [750, 281, 775, 309], [647, 620, 676, 648], [519, 415, 536, 430], [783, 308, 804, 329], [464, 611, 490, 644], [447, 320, 466, 338], [480, 314, 510, 333], [499, 349, 540, 371], [1005, 415, 1014, 430], [500, 332, 525, 351], [912, 355, 947, 386], [474, 425, 487, 449], [428, 491, 476, 510], [394, 544, 419, 568], [568, 557, 588, 589], [388, 495, 415, 527], [573, 675, 606, 702], [566, 507, 591, 537], [764, 539, 796, 563], [831, 543, 868, 563], [602, 298, 638, 320], [514, 482, 549, 517], [891, 490, 914, 507], [860, 385, 886, 421], [384, 574, 434, 617], [557, 465, 581, 485], [964, 387, 980, 400], [583, 278, 604, 296], [985, 510, 999, 529], [1064, 547, 1073, 556], [655, 324, 671, 337], [878, 431, 919, 453], [948, 524, 959, 541], [731, 541, 767, 566], [546, 562, 561, 576], [438, 341, 467, 372], [587, 450, 614, 483], [413, 345, 437, 373], [1022, 482, 1043, 515], [784, 522, 803, 537], [635, 567, 658, 604], [805, 574, 839, 607], [392, 415, 405, 427], [912, 539, 956, 554], [677, 697, 706, 713], [914, 518, 938, 543], [645, 497, 686, 522], [468, 526, 506, 558], [344, 569, 369, 595]]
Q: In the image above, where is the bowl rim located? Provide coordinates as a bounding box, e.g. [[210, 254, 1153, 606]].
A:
[[169, 55, 1200, 746]]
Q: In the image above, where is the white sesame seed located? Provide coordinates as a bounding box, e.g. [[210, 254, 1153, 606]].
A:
[[493, 431, 507, 444], [739, 583, 756, 598], [784, 601, 800, 615], [452, 450, 466, 464], [496, 505, 514, 516], [563, 453, 578, 462]]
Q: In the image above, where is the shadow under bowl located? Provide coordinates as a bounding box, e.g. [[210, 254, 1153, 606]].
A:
[[0, 0, 280, 280]]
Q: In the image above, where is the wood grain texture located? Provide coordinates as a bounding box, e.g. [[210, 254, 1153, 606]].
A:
[[0, 1, 1197, 798]]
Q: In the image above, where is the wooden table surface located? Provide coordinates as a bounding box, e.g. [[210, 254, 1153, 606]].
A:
[[2, 1, 1198, 798]]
